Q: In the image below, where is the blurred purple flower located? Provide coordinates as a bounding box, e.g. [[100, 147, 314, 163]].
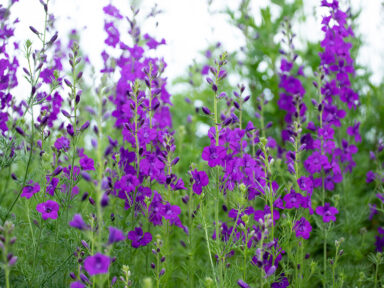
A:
[[84, 253, 111, 275]]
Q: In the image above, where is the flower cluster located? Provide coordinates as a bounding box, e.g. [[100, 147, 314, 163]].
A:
[[0, 1, 378, 287]]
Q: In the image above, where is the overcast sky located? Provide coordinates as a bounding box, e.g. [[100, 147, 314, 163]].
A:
[[9, 0, 384, 91]]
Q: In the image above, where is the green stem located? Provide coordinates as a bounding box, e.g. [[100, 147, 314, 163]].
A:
[[3, 108, 34, 224], [26, 199, 36, 248], [202, 205, 218, 288], [0, 166, 11, 205], [2, 234, 10, 288], [243, 232, 248, 281], [65, 54, 79, 225], [213, 69, 222, 285], [188, 187, 194, 288], [262, 146, 274, 241], [323, 228, 327, 288], [31, 219, 43, 284]]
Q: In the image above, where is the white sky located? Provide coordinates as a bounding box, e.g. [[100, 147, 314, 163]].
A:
[[9, 0, 384, 93]]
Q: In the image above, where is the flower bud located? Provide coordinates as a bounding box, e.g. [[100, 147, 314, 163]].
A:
[[29, 26, 39, 35], [202, 106, 211, 115]]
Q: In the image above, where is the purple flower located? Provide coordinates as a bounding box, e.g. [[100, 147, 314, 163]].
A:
[[163, 203, 182, 227], [201, 65, 210, 75], [304, 152, 329, 174], [143, 33, 166, 50], [70, 282, 85, 288], [36, 200, 60, 220], [366, 171, 376, 183], [103, 4, 123, 19], [79, 155, 95, 171], [46, 177, 59, 196], [283, 191, 305, 209], [377, 194, 384, 203], [271, 276, 290, 288], [347, 121, 361, 143], [202, 145, 226, 167], [280, 59, 293, 72], [21, 180, 40, 199], [69, 214, 89, 230], [83, 253, 111, 275], [115, 174, 140, 197], [191, 169, 209, 194], [293, 217, 312, 239], [108, 226, 125, 244], [369, 204, 378, 220], [318, 125, 334, 140], [297, 176, 313, 193], [237, 279, 250, 288], [316, 203, 339, 223], [54, 136, 70, 151], [170, 177, 186, 191], [267, 137, 277, 149], [127, 227, 152, 248], [104, 21, 119, 48], [149, 192, 165, 226], [376, 229, 384, 252]]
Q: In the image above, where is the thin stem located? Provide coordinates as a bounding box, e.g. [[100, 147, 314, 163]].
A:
[[323, 228, 327, 288], [95, 85, 105, 252], [213, 66, 222, 285], [374, 260, 379, 288], [2, 233, 10, 288], [188, 187, 194, 288], [2, 109, 34, 224], [31, 218, 43, 284], [262, 146, 274, 241], [243, 231, 248, 281], [202, 205, 218, 288]]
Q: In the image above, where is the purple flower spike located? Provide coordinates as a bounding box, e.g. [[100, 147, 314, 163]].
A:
[[83, 253, 111, 276], [315, 203, 339, 223], [36, 200, 60, 220], [293, 217, 312, 239], [191, 169, 209, 195], [127, 227, 152, 248], [108, 226, 125, 244]]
